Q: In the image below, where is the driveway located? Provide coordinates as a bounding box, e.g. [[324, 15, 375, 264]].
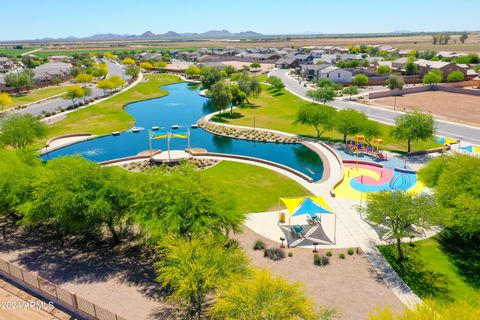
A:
[[271, 69, 480, 145]]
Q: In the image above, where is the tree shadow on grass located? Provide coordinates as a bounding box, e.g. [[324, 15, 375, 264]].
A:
[[268, 87, 285, 97], [0, 223, 166, 301], [437, 229, 480, 289], [211, 112, 244, 123], [378, 244, 452, 300]]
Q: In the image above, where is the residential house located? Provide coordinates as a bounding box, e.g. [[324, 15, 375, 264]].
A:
[[319, 54, 338, 64], [339, 53, 361, 61], [436, 51, 467, 59], [0, 57, 16, 73], [415, 59, 467, 79], [275, 57, 299, 69], [318, 66, 353, 83], [33, 62, 72, 83], [293, 53, 314, 64], [299, 63, 331, 81], [392, 57, 410, 70]]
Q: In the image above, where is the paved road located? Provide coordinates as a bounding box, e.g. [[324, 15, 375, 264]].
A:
[[271, 69, 480, 145], [15, 59, 127, 117]]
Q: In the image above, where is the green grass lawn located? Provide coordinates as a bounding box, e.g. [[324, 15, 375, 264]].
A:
[[415, 237, 480, 305], [202, 161, 311, 214], [0, 47, 39, 56], [379, 237, 480, 306], [224, 86, 440, 153], [43, 74, 181, 142], [8, 86, 67, 108]]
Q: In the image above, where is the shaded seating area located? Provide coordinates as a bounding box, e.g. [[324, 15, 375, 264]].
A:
[[278, 196, 336, 247]]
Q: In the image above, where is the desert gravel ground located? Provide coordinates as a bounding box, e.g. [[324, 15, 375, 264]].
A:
[[234, 227, 405, 320]]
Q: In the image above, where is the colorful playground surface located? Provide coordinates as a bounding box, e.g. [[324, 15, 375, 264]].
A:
[[334, 162, 425, 200]]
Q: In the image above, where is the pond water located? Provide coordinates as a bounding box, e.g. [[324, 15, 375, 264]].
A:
[[42, 82, 324, 181]]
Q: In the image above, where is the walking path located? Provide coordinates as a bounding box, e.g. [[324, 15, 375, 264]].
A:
[[271, 68, 480, 145]]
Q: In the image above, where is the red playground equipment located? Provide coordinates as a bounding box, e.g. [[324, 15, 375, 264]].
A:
[[345, 136, 387, 161]]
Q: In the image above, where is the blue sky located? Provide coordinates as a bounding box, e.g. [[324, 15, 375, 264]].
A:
[[1, 0, 479, 40]]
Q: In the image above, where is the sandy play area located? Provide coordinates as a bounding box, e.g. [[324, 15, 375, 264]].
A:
[[371, 91, 480, 125], [234, 228, 405, 320]]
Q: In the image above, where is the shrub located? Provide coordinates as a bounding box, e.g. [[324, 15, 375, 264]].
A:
[[339, 253, 346, 259], [253, 240, 266, 251], [288, 252, 293, 257], [447, 70, 465, 82], [314, 254, 330, 266], [264, 248, 285, 261], [348, 248, 354, 255], [326, 251, 332, 257]]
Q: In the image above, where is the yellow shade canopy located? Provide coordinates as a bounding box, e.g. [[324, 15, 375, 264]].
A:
[[280, 196, 333, 215]]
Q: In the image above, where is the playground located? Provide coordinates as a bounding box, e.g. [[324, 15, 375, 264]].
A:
[[334, 162, 424, 200]]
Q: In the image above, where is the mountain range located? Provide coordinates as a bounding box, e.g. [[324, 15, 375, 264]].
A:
[[34, 30, 264, 42]]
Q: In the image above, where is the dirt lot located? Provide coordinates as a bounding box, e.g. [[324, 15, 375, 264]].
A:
[[36, 33, 480, 53], [234, 228, 405, 320], [371, 91, 480, 126]]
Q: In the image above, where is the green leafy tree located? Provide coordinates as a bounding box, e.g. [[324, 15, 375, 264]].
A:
[[418, 154, 480, 239], [223, 65, 236, 76], [294, 104, 336, 138], [266, 76, 285, 91], [237, 73, 261, 103], [0, 114, 46, 149], [210, 80, 233, 115], [64, 85, 84, 104], [5, 71, 33, 94], [342, 85, 359, 100], [392, 111, 435, 153], [19, 157, 134, 245], [82, 87, 93, 103], [230, 84, 247, 112], [459, 32, 469, 44], [334, 109, 368, 143], [306, 87, 336, 104], [352, 74, 369, 87], [0, 149, 38, 239], [362, 120, 381, 144], [125, 65, 140, 79], [386, 75, 405, 91], [155, 235, 249, 319], [250, 62, 261, 71], [133, 165, 244, 243], [201, 67, 225, 89], [359, 191, 436, 259], [186, 65, 201, 78], [211, 269, 335, 320], [376, 65, 391, 75], [447, 70, 465, 82], [404, 59, 417, 75], [423, 69, 443, 85]]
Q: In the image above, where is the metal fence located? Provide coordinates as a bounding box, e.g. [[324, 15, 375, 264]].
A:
[[0, 258, 127, 320]]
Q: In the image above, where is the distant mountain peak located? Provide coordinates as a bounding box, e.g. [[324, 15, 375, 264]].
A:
[[31, 30, 264, 42], [141, 31, 156, 37]]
